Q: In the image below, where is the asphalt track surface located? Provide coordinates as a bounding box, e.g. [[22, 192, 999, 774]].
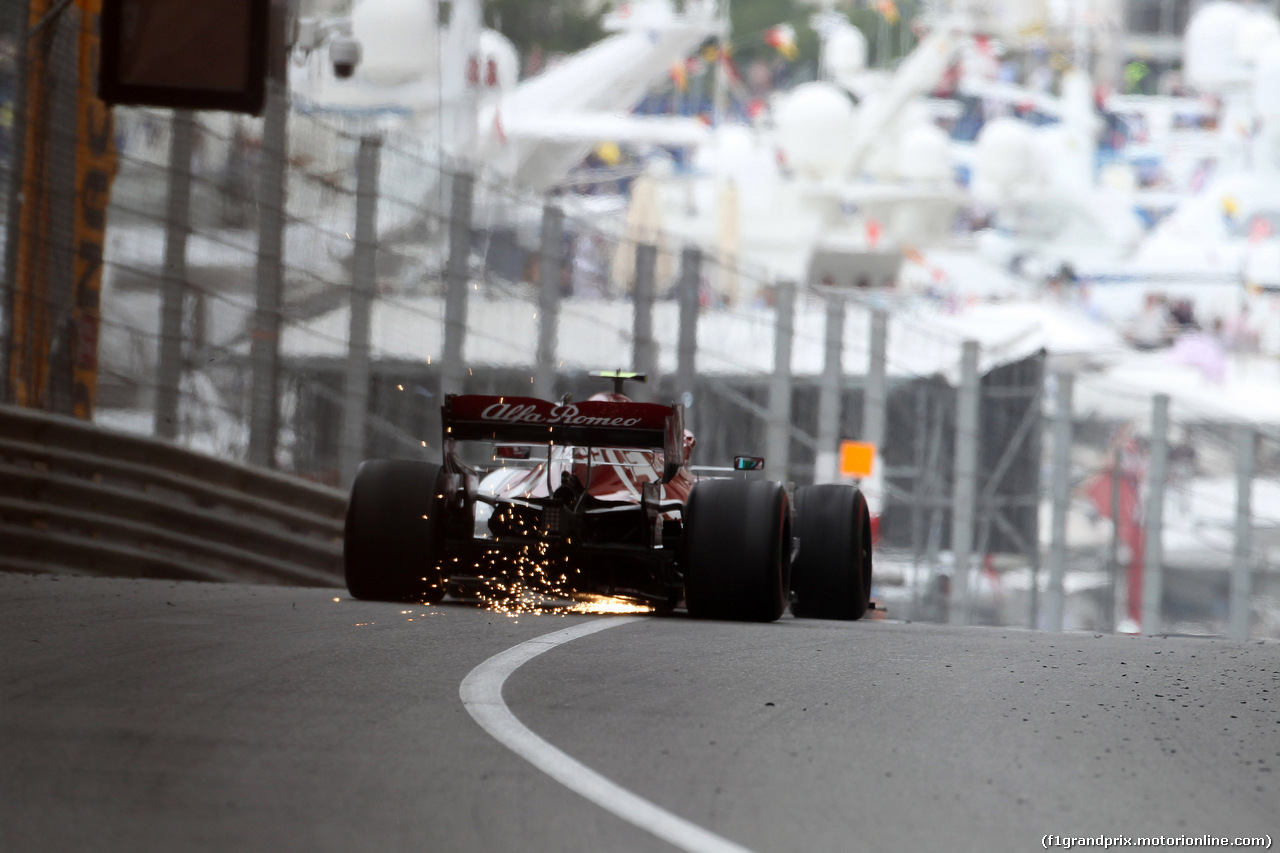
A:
[[2, 573, 1277, 853]]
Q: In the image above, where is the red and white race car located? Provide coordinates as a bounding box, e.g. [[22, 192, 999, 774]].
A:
[[344, 374, 873, 621]]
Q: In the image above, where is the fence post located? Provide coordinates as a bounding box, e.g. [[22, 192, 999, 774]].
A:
[[1230, 423, 1255, 641], [155, 110, 195, 440], [814, 294, 845, 484], [43, 12, 80, 415], [339, 134, 381, 487], [1046, 370, 1074, 631], [676, 247, 701, 421], [441, 169, 474, 397], [949, 339, 980, 626], [1106, 448, 1122, 633], [0, 0, 31, 405], [248, 78, 289, 468], [1141, 393, 1169, 636], [863, 308, 887, 448], [632, 242, 657, 402], [766, 279, 795, 484], [533, 202, 563, 401]]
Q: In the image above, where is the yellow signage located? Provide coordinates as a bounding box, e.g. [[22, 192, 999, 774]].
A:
[[11, 0, 115, 417], [71, 0, 117, 419]]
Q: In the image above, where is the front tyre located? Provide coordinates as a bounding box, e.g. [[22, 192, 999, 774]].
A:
[[790, 485, 873, 620], [344, 459, 447, 603], [683, 479, 791, 622]]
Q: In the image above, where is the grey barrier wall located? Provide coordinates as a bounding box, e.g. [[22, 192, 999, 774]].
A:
[[0, 404, 346, 587]]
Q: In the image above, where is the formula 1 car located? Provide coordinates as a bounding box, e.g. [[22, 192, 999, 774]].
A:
[[343, 374, 873, 621]]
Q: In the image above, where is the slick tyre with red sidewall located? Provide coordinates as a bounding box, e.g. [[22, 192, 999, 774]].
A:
[[683, 478, 791, 622], [344, 459, 447, 603], [791, 484, 873, 620]]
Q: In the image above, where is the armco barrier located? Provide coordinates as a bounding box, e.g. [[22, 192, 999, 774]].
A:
[[0, 405, 347, 587]]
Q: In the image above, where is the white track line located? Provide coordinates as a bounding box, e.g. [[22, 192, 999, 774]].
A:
[[459, 618, 757, 853]]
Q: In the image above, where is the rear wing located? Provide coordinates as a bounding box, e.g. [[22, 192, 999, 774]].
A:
[[442, 394, 686, 481]]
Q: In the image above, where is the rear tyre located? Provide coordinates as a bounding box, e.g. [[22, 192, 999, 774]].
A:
[[790, 485, 872, 620], [683, 479, 791, 622], [344, 460, 447, 603]]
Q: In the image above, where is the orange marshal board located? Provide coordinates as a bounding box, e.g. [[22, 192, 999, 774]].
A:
[[839, 440, 876, 479]]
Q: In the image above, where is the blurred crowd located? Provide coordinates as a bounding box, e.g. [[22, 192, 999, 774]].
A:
[[1124, 291, 1258, 354]]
